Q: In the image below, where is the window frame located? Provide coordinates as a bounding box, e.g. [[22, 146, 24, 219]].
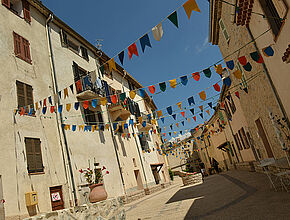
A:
[[13, 32, 32, 64], [16, 80, 35, 115], [2, 0, 31, 23], [25, 137, 44, 174], [219, 18, 230, 43]]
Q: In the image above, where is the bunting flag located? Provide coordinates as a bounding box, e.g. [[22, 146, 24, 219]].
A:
[[152, 23, 163, 41], [142, 121, 147, 127], [129, 119, 134, 126], [92, 99, 98, 108], [76, 80, 82, 92], [203, 68, 212, 78], [192, 72, 200, 81], [174, 131, 177, 136], [223, 77, 232, 87], [101, 97, 107, 106], [199, 91, 206, 101], [243, 87, 248, 93], [66, 103, 71, 112], [208, 102, 213, 108], [168, 11, 178, 28], [172, 114, 177, 120], [226, 60, 235, 70], [74, 102, 80, 110], [108, 58, 117, 72], [262, 46, 274, 57], [83, 101, 89, 109], [180, 76, 188, 86], [120, 93, 126, 102], [181, 121, 185, 126], [233, 70, 242, 79], [193, 116, 196, 121], [128, 43, 139, 60], [35, 102, 39, 110], [238, 56, 247, 65], [58, 105, 63, 113], [183, 0, 201, 19], [250, 51, 264, 63], [157, 110, 163, 119], [161, 117, 165, 123], [199, 113, 203, 119], [118, 51, 125, 65], [83, 76, 90, 89], [169, 132, 172, 136], [187, 118, 191, 123], [206, 109, 210, 115], [159, 82, 166, 92], [190, 108, 195, 115], [177, 102, 182, 110], [139, 88, 146, 98], [181, 112, 185, 118], [214, 64, 223, 75], [149, 85, 156, 94], [235, 91, 240, 99], [43, 98, 47, 107], [167, 106, 173, 115], [50, 106, 55, 113], [170, 125, 173, 130], [58, 91, 61, 100], [42, 107, 47, 115], [176, 123, 179, 128], [129, 90, 136, 99], [188, 97, 195, 106], [243, 62, 252, 72], [48, 96, 52, 105], [169, 79, 177, 88], [213, 83, 221, 92], [69, 84, 74, 94], [72, 125, 77, 132], [199, 105, 203, 111], [111, 95, 118, 104], [140, 34, 152, 53]]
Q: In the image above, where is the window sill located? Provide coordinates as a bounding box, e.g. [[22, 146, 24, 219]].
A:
[[67, 47, 90, 62], [28, 171, 45, 175], [15, 54, 32, 65], [4, 6, 31, 25]]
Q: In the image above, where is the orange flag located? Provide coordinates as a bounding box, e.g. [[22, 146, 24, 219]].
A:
[[169, 79, 177, 88], [187, 118, 191, 123], [177, 102, 182, 110], [199, 105, 203, 111], [199, 91, 206, 101], [66, 103, 71, 112], [108, 58, 117, 72], [64, 88, 69, 99], [206, 110, 210, 115], [157, 110, 163, 119], [214, 64, 223, 75], [176, 123, 179, 128], [233, 69, 242, 79], [181, 112, 185, 118], [128, 43, 139, 60], [111, 95, 118, 104], [183, 0, 201, 19]]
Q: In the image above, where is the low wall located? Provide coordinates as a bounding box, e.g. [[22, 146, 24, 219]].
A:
[[24, 197, 125, 220], [181, 173, 203, 186]]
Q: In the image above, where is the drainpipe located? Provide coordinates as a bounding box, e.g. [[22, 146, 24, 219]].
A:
[[46, 14, 78, 206], [246, 27, 290, 129]]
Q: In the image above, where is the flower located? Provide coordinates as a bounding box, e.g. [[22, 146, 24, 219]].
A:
[[79, 169, 83, 173], [106, 171, 109, 174], [102, 166, 106, 170]]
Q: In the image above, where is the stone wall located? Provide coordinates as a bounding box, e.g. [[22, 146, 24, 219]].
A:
[[23, 197, 125, 220], [182, 173, 203, 186]]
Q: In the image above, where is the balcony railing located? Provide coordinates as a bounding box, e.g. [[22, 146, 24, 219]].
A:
[[76, 72, 102, 100]]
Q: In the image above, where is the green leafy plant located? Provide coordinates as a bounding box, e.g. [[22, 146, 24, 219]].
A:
[[79, 165, 109, 184], [168, 168, 174, 181]]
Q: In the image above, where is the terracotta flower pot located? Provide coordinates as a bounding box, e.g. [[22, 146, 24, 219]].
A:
[[89, 183, 108, 203]]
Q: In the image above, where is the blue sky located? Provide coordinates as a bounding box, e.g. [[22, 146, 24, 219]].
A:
[[43, 0, 223, 140]]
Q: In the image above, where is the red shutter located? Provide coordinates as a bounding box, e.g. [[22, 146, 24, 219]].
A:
[[2, 0, 10, 8], [22, 37, 31, 62], [23, 0, 31, 23], [13, 32, 21, 56]]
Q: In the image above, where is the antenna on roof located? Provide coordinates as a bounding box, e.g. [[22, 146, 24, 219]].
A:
[[95, 39, 104, 50]]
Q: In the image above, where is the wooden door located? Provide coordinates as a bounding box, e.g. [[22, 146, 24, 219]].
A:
[[134, 170, 143, 190], [255, 118, 274, 158], [49, 186, 64, 211]]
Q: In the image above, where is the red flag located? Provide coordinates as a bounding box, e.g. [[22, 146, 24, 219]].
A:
[[193, 116, 196, 121], [163, 133, 166, 137], [43, 98, 47, 107], [111, 95, 118, 104], [235, 91, 240, 99], [76, 80, 82, 92], [213, 83, 221, 92], [128, 43, 139, 60], [238, 56, 247, 65], [83, 101, 89, 109], [221, 102, 225, 108], [50, 106, 55, 113], [181, 112, 185, 118], [192, 72, 200, 81], [149, 85, 156, 94]]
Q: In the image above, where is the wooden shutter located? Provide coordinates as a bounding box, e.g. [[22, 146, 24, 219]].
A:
[[238, 130, 246, 149], [219, 18, 230, 43], [22, 37, 31, 62], [272, 0, 287, 19], [13, 32, 22, 57], [2, 0, 10, 8], [34, 139, 43, 172], [25, 138, 43, 173], [22, 0, 31, 23], [72, 61, 80, 81], [25, 84, 33, 106], [16, 81, 26, 108]]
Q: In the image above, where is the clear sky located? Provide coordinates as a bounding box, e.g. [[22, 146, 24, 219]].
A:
[[43, 0, 223, 140]]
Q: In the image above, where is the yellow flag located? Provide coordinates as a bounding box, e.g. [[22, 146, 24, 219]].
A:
[[101, 97, 107, 106], [206, 110, 210, 115], [215, 64, 223, 75], [169, 79, 177, 88], [129, 90, 136, 99], [174, 131, 177, 136], [79, 125, 84, 131], [35, 102, 38, 110], [105, 124, 110, 130], [64, 88, 69, 99], [121, 122, 125, 129], [177, 102, 182, 110], [108, 58, 117, 73], [134, 122, 137, 128], [176, 123, 179, 128], [183, 0, 201, 19], [66, 103, 71, 112], [156, 110, 163, 119], [138, 116, 143, 124], [199, 105, 203, 111], [65, 124, 70, 130], [199, 91, 206, 101], [91, 125, 96, 132], [233, 69, 242, 79], [151, 119, 156, 125]]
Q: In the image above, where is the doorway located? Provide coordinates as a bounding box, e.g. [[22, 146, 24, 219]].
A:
[[255, 118, 274, 158], [151, 166, 160, 185], [49, 186, 64, 211], [134, 170, 143, 190], [0, 176, 4, 220]]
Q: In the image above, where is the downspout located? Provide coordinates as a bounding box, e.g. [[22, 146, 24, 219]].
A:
[[246, 27, 290, 129], [46, 14, 78, 206]]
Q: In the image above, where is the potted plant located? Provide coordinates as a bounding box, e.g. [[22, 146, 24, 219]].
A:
[[79, 163, 109, 203]]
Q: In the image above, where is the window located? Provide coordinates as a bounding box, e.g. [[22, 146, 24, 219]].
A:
[[238, 129, 246, 149], [224, 101, 232, 119], [13, 32, 31, 63], [25, 138, 44, 174], [84, 108, 97, 125], [241, 127, 250, 149], [16, 80, 33, 108], [219, 18, 230, 43], [2, 0, 31, 23], [133, 158, 137, 167], [259, 0, 287, 37], [80, 46, 89, 61], [234, 133, 242, 150], [138, 134, 149, 151], [68, 39, 79, 53], [228, 94, 236, 114]]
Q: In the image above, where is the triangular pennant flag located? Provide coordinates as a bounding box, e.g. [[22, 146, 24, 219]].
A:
[[58, 91, 62, 100], [223, 77, 232, 87], [42, 107, 47, 115], [243, 62, 252, 72], [119, 93, 126, 102], [69, 84, 74, 94], [58, 105, 63, 113], [72, 125, 76, 132], [188, 97, 195, 106], [233, 69, 242, 79], [159, 82, 166, 92], [129, 119, 134, 126], [128, 43, 139, 60], [174, 131, 177, 136], [161, 117, 165, 123], [180, 131, 183, 135], [170, 125, 173, 130], [238, 56, 247, 65], [147, 114, 152, 123], [180, 76, 188, 86], [111, 94, 118, 104], [50, 106, 55, 113], [262, 46, 274, 57], [235, 91, 240, 99], [167, 106, 173, 115], [118, 51, 125, 65], [214, 64, 223, 75], [172, 114, 177, 120], [157, 110, 163, 119], [142, 121, 147, 128], [139, 34, 152, 53], [176, 123, 179, 128], [203, 68, 212, 78], [193, 116, 196, 121], [108, 58, 117, 72], [206, 110, 210, 115], [199, 113, 203, 119], [199, 105, 203, 111], [129, 90, 136, 99], [149, 85, 156, 94], [190, 108, 195, 115], [83, 101, 89, 109], [192, 72, 200, 81], [199, 91, 206, 101], [48, 96, 52, 105], [92, 99, 98, 108], [139, 88, 146, 98], [226, 60, 235, 70], [226, 95, 231, 101], [152, 23, 163, 41], [208, 102, 213, 108], [187, 118, 191, 123], [250, 51, 264, 63], [64, 88, 69, 99], [76, 80, 82, 92], [169, 79, 177, 88], [74, 102, 80, 110], [169, 132, 172, 136], [181, 121, 185, 126], [181, 112, 185, 118], [43, 98, 47, 107], [183, 0, 201, 19], [168, 11, 178, 28], [177, 102, 182, 110], [66, 103, 71, 112], [243, 87, 249, 93]]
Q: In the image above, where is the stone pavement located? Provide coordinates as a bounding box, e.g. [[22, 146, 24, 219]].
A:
[[125, 170, 290, 220]]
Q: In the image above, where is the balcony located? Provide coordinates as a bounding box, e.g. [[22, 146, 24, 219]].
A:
[[137, 112, 154, 132], [108, 101, 131, 122], [76, 72, 102, 101]]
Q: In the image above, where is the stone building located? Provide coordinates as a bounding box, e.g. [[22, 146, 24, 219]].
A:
[[0, 0, 169, 219]]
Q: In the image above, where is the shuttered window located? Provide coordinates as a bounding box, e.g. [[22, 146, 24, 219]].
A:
[[80, 46, 89, 61], [219, 18, 230, 43], [1, 0, 10, 8], [22, 0, 31, 23], [25, 138, 44, 174], [16, 81, 34, 109], [13, 32, 31, 63]]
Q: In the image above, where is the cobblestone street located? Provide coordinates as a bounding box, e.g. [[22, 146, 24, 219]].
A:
[[125, 171, 290, 220]]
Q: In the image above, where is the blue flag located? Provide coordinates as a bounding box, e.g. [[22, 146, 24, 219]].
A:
[[140, 34, 152, 53]]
